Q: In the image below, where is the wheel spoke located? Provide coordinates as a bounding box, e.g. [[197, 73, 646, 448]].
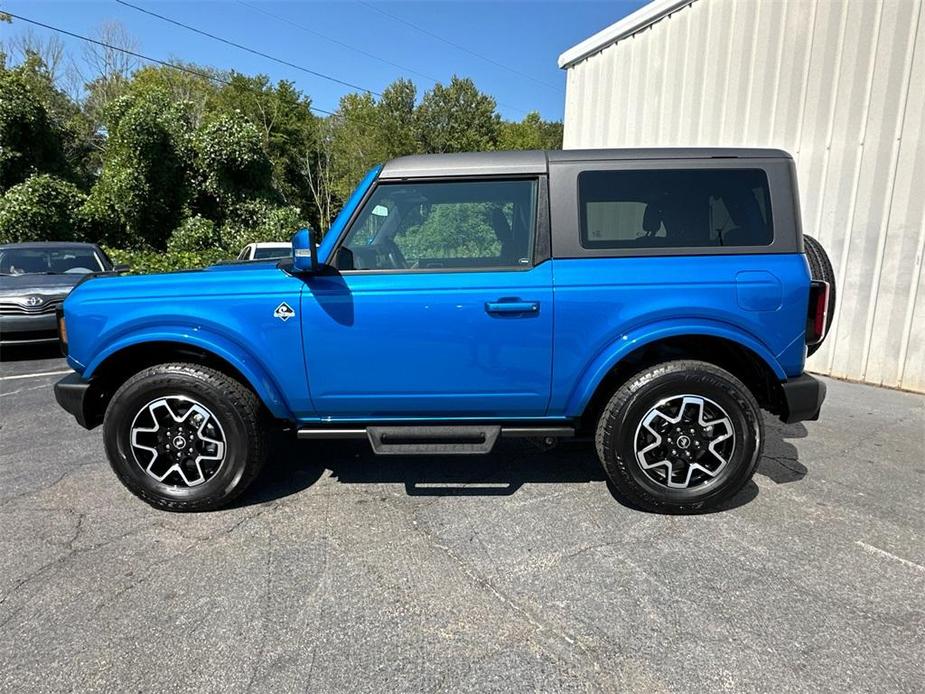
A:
[[633, 394, 736, 490], [129, 396, 227, 488]]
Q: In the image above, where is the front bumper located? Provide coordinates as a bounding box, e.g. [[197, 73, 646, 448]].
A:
[[54, 372, 104, 429], [0, 314, 58, 345], [780, 373, 826, 424]]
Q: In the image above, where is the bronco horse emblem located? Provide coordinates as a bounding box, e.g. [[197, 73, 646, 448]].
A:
[[273, 302, 295, 322]]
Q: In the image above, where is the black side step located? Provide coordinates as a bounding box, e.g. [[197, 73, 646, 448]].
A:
[[296, 424, 575, 455], [368, 426, 499, 455]]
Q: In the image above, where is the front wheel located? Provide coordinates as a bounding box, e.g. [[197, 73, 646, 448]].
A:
[[103, 363, 267, 512], [596, 360, 763, 514]]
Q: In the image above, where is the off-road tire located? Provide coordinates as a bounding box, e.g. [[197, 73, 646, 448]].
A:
[[804, 234, 836, 356], [103, 362, 267, 512], [595, 360, 764, 514]]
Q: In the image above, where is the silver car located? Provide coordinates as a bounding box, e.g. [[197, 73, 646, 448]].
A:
[[0, 242, 124, 347]]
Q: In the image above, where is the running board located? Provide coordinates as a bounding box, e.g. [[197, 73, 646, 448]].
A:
[[296, 424, 574, 455]]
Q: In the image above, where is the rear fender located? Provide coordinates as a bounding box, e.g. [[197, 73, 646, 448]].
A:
[[83, 327, 292, 420], [563, 318, 787, 417]]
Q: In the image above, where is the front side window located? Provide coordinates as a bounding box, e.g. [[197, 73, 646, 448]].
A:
[[579, 169, 773, 249], [337, 179, 537, 271]]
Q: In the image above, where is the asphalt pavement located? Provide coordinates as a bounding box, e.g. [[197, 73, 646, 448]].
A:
[[1, 347, 923, 693]]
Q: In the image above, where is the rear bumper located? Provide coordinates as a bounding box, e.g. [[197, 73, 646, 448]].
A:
[[780, 373, 826, 424], [54, 372, 103, 430]]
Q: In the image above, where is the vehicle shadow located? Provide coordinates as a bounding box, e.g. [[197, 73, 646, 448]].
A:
[[0, 343, 63, 362], [757, 417, 809, 484], [236, 418, 806, 512]]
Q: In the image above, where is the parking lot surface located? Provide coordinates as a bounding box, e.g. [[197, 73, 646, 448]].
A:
[[1, 349, 923, 693]]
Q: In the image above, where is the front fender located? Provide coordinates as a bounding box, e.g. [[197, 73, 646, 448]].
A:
[[562, 318, 787, 417], [83, 326, 293, 420]]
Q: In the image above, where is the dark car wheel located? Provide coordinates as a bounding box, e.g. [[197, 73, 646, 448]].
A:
[[804, 234, 837, 356], [103, 363, 267, 512], [596, 360, 764, 514]]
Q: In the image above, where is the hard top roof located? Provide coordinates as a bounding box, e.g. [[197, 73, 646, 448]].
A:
[[378, 148, 791, 179]]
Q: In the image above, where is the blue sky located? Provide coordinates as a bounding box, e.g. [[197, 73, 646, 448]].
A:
[[1, 0, 645, 120]]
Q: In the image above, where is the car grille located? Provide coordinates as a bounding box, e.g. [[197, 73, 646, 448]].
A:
[[0, 299, 62, 316]]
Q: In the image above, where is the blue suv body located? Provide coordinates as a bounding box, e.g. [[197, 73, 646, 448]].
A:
[[55, 149, 829, 512]]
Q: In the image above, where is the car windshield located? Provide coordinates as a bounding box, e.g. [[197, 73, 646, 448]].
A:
[[252, 246, 290, 259], [0, 248, 105, 275]]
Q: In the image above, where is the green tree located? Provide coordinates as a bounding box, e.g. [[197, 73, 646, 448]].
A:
[[324, 79, 421, 211], [0, 174, 86, 243], [208, 73, 318, 217], [498, 111, 563, 151], [84, 89, 191, 249], [378, 78, 419, 159], [416, 76, 501, 153], [191, 112, 276, 221], [127, 63, 220, 130], [330, 91, 384, 200], [6, 52, 97, 187], [0, 64, 70, 192]]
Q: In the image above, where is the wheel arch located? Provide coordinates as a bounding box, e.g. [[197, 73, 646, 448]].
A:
[[570, 325, 787, 432], [84, 334, 292, 422]]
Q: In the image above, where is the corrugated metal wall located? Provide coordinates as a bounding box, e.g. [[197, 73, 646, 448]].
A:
[[563, 0, 925, 392]]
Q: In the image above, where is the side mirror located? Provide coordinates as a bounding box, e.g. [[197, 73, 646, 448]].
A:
[[113, 263, 131, 273], [291, 227, 318, 273]]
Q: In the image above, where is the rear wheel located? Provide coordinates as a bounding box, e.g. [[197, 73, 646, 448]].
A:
[[103, 363, 267, 511], [804, 234, 836, 356], [595, 360, 763, 514]]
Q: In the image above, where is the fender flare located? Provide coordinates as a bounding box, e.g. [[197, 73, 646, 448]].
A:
[[83, 327, 293, 420], [564, 318, 787, 417]]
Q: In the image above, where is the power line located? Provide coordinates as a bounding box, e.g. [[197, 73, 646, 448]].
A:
[[2, 12, 339, 117], [235, 0, 440, 85], [5, 11, 545, 133], [114, 0, 382, 97], [233, 0, 531, 117], [357, 0, 563, 93]]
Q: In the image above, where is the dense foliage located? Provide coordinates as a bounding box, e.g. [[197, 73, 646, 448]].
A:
[[0, 30, 562, 272], [0, 173, 86, 242]]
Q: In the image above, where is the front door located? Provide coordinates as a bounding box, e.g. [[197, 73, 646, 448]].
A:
[[301, 177, 553, 419]]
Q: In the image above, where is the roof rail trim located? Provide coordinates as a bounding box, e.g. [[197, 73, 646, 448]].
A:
[[558, 0, 697, 69]]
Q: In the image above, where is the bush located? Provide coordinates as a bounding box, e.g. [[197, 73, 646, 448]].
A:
[[167, 215, 221, 253], [105, 245, 229, 275], [0, 174, 86, 243], [78, 190, 125, 248], [219, 201, 303, 251]]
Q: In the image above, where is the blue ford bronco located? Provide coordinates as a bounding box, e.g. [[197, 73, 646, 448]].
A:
[[54, 149, 832, 513]]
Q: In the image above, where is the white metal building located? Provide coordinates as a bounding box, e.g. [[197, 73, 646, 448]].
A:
[[559, 0, 925, 392]]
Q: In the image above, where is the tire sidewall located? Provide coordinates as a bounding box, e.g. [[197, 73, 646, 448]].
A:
[[104, 369, 252, 506], [602, 366, 763, 511]]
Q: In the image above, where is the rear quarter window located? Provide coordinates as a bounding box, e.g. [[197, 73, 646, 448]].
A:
[[578, 169, 773, 249]]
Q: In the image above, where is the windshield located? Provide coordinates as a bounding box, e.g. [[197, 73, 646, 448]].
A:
[[252, 246, 290, 260], [0, 248, 105, 275]]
